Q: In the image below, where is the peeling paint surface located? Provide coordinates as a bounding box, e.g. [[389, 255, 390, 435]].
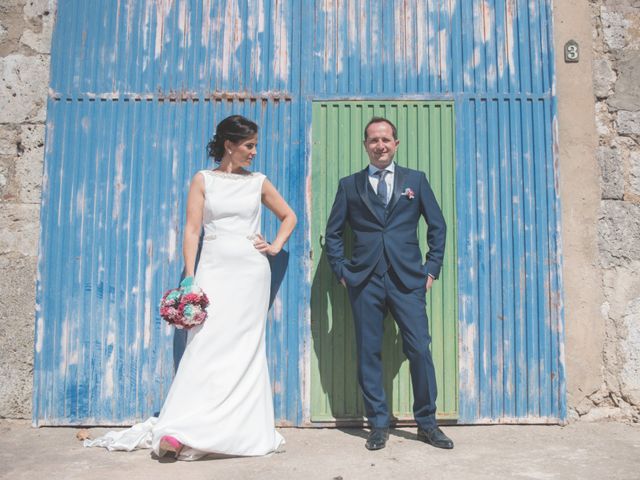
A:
[[34, 0, 562, 426]]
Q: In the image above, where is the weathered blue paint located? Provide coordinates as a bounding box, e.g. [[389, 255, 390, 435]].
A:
[[35, 98, 304, 425], [35, 0, 564, 425]]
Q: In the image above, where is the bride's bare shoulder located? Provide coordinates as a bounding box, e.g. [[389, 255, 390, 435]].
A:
[[187, 171, 208, 192]]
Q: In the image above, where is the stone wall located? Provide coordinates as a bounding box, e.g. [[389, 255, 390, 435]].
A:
[[576, 0, 640, 422], [0, 0, 53, 418]]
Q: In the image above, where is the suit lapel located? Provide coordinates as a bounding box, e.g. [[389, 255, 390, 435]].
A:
[[385, 165, 406, 217], [355, 168, 385, 225]]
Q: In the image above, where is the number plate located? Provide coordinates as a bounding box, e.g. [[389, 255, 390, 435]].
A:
[[564, 40, 579, 63]]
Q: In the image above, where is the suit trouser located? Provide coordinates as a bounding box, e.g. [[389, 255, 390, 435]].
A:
[[347, 270, 438, 430]]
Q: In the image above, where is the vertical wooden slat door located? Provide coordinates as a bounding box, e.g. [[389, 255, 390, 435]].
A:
[[310, 101, 458, 423]]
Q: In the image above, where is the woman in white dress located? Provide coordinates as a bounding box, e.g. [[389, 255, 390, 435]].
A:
[[85, 115, 296, 460]]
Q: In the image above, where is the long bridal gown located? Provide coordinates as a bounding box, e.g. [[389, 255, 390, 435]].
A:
[[85, 170, 284, 460]]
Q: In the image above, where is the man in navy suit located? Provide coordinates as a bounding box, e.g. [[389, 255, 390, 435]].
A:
[[325, 117, 453, 450]]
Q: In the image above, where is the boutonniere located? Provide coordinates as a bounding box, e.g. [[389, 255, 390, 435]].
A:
[[401, 187, 415, 200]]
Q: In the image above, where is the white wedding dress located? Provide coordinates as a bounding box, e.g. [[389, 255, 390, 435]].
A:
[[85, 170, 284, 460]]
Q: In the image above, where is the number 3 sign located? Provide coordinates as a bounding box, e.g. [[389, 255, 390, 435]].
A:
[[564, 40, 579, 63]]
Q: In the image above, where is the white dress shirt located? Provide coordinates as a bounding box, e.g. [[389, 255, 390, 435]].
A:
[[368, 162, 395, 204]]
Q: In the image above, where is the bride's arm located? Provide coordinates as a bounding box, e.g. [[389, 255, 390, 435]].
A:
[[255, 179, 297, 256], [182, 173, 205, 276]]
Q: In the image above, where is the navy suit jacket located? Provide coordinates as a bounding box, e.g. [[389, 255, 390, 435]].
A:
[[325, 164, 446, 290]]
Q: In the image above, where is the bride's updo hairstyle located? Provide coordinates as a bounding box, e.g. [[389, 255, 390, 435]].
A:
[[207, 115, 259, 163]]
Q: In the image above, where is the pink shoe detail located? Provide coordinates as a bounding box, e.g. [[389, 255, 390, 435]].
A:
[[158, 435, 183, 458]]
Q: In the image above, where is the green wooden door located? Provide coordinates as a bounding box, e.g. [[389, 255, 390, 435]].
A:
[[310, 101, 458, 422]]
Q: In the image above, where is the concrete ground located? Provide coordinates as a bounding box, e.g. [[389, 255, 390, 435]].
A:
[[1, 420, 639, 480]]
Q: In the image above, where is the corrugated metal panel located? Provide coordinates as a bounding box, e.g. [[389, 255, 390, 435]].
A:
[[49, 0, 295, 96], [34, 97, 304, 424], [35, 0, 563, 425], [297, 0, 564, 424], [310, 101, 458, 422], [457, 97, 563, 422], [299, 0, 553, 96]]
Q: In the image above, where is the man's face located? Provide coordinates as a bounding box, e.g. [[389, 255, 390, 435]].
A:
[[363, 122, 399, 169]]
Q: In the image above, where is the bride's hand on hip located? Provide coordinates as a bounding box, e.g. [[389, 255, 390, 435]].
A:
[[253, 234, 281, 256]]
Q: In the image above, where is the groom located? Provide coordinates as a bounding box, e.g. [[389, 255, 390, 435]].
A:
[[325, 117, 453, 451]]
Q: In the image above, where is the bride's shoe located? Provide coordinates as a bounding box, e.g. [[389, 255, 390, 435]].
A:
[[158, 435, 183, 458]]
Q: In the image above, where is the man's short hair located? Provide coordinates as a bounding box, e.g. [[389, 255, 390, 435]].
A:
[[364, 117, 398, 141]]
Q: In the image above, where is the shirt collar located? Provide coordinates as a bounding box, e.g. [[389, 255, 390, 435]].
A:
[[368, 162, 396, 176]]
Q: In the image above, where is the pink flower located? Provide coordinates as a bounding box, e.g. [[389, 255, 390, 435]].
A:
[[160, 289, 180, 307], [182, 293, 200, 304], [199, 294, 210, 308], [401, 187, 415, 200], [160, 305, 180, 320]]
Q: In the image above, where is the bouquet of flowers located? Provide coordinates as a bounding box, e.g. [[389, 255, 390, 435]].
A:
[[159, 276, 209, 329]]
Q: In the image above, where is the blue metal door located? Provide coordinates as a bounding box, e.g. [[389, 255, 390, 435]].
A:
[[34, 1, 305, 425], [35, 0, 565, 425]]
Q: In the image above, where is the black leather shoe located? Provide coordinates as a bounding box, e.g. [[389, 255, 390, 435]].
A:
[[417, 426, 454, 449], [365, 428, 389, 450]]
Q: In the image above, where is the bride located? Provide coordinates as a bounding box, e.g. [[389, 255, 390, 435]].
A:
[[85, 115, 297, 460]]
